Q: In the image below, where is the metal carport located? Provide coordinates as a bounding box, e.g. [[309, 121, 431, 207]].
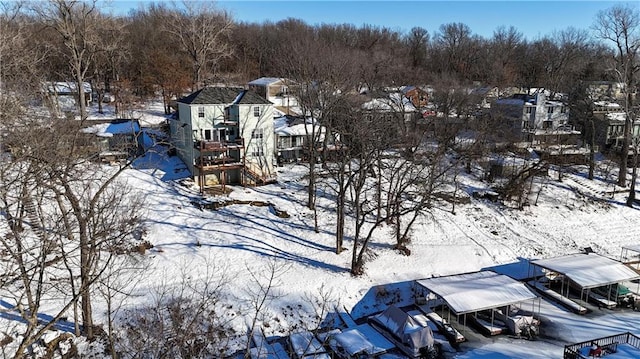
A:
[[416, 271, 540, 336]]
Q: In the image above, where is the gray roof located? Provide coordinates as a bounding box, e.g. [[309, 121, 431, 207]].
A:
[[178, 87, 272, 105]]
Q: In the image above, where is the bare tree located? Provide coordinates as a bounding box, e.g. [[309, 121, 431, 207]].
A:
[[36, 0, 105, 120], [488, 26, 525, 87], [242, 260, 288, 359], [0, 2, 48, 99], [278, 22, 359, 234], [405, 27, 429, 69], [92, 15, 127, 114], [165, 1, 234, 90], [0, 113, 148, 355], [115, 259, 236, 358], [593, 4, 640, 188]]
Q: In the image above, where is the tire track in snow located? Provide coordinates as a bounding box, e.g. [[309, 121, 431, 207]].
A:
[[484, 207, 567, 256], [433, 210, 505, 261]]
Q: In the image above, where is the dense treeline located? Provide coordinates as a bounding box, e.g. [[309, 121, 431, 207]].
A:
[[0, 0, 619, 105]]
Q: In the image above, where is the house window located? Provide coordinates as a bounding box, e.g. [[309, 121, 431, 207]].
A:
[[253, 106, 261, 117], [543, 121, 552, 129], [251, 128, 264, 139], [525, 107, 534, 114], [198, 106, 205, 118], [204, 129, 212, 140], [547, 107, 554, 114], [251, 144, 264, 157], [561, 106, 567, 113]]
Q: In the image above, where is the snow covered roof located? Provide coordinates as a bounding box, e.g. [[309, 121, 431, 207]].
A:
[[289, 331, 329, 358], [606, 112, 627, 122], [416, 271, 538, 315], [531, 253, 640, 289], [248, 77, 284, 86], [594, 101, 622, 108], [622, 244, 640, 254], [45, 81, 92, 94], [494, 98, 525, 106], [330, 324, 394, 357], [81, 120, 140, 138], [370, 305, 434, 354], [273, 116, 324, 137], [362, 92, 417, 112]]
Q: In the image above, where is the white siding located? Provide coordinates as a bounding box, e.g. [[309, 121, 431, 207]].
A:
[[239, 104, 275, 177]]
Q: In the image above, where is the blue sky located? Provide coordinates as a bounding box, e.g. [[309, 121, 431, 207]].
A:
[[105, 1, 637, 40]]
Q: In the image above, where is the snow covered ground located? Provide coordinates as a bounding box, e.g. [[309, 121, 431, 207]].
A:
[[3, 100, 640, 357], [118, 144, 640, 358]]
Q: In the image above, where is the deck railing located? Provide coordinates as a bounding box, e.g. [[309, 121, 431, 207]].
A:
[[195, 138, 244, 150], [563, 332, 640, 359]]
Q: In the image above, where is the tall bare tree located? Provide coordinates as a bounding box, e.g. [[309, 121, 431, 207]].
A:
[[1, 110, 146, 353], [593, 4, 640, 188], [36, 0, 104, 120], [165, 1, 234, 90]]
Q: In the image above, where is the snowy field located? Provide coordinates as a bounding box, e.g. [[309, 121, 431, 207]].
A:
[[124, 143, 640, 358], [2, 101, 640, 357]]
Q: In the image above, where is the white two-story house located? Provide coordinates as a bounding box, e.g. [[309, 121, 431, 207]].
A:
[[248, 77, 300, 115], [170, 87, 276, 189], [493, 91, 577, 146]]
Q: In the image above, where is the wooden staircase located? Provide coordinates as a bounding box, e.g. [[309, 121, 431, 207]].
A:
[[23, 196, 47, 242], [243, 166, 276, 186]]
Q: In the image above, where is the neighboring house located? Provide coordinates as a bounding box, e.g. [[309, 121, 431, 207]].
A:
[[492, 91, 576, 146], [169, 86, 276, 189], [80, 119, 143, 163], [362, 91, 419, 121], [587, 81, 631, 102], [273, 115, 326, 164], [248, 77, 300, 115], [593, 102, 640, 154], [401, 86, 430, 109], [361, 91, 421, 144], [45, 81, 92, 112]]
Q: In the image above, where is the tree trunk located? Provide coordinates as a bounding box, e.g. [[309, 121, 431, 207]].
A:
[[336, 172, 345, 254], [307, 147, 316, 211], [75, 62, 87, 121], [588, 118, 595, 180], [626, 146, 638, 207], [80, 232, 94, 340], [618, 118, 630, 187]]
